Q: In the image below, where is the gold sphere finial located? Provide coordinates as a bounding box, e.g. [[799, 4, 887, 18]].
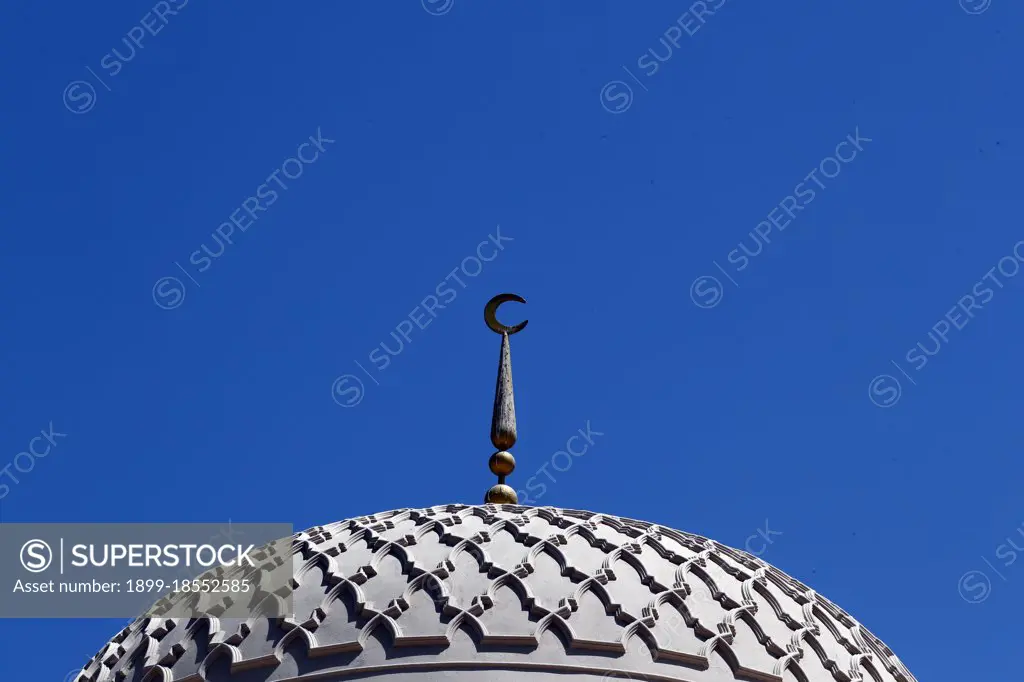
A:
[[485, 483, 518, 505], [489, 451, 516, 476]]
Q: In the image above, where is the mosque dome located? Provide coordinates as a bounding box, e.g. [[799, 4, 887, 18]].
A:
[[75, 504, 916, 682], [71, 297, 916, 681]]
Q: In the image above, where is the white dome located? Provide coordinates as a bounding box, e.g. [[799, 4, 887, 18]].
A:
[[74, 504, 916, 682]]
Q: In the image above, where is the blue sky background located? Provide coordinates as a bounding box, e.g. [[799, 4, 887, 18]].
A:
[[1, 1, 1022, 679]]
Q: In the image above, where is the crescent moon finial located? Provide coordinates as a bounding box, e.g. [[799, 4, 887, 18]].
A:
[[483, 293, 527, 505], [484, 293, 528, 335]]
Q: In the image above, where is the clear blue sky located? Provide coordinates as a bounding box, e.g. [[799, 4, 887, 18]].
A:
[[1, 1, 1021, 680]]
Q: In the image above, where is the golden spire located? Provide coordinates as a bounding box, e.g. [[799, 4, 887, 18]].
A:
[[483, 294, 528, 504]]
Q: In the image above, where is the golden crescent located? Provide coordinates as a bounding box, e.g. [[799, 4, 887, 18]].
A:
[[484, 293, 528, 335]]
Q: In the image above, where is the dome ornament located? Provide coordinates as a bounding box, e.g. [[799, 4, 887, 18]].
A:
[[483, 293, 526, 504], [484, 293, 528, 335]]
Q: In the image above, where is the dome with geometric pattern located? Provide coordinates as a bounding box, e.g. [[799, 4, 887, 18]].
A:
[[74, 504, 917, 682], [72, 298, 916, 682]]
